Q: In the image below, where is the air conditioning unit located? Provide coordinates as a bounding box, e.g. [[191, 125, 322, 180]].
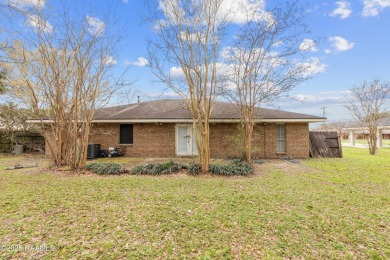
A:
[[87, 143, 100, 159]]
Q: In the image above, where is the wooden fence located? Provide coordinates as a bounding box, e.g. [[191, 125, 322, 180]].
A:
[[309, 131, 342, 158]]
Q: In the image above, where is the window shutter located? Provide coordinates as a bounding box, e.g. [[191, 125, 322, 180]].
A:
[[120, 124, 133, 144]]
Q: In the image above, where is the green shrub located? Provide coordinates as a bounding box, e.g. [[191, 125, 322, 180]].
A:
[[131, 165, 144, 175], [209, 159, 253, 176], [85, 163, 123, 175], [231, 158, 244, 165], [130, 160, 252, 176], [187, 162, 200, 175], [130, 161, 184, 175]]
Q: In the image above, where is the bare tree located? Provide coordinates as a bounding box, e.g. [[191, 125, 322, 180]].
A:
[[314, 121, 349, 139], [0, 69, 6, 93], [116, 87, 137, 106], [2, 1, 126, 169], [147, 0, 229, 174], [0, 102, 30, 147], [220, 1, 311, 162], [346, 79, 390, 155]]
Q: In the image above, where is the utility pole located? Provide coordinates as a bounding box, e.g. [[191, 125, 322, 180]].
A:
[[320, 106, 326, 125]]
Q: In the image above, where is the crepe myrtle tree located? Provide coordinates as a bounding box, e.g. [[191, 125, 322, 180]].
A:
[[219, 1, 313, 162], [147, 0, 230, 174], [346, 79, 390, 155], [2, 0, 128, 170], [0, 69, 6, 93]]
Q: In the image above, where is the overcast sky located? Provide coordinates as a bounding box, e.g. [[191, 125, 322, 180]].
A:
[[3, 0, 390, 123]]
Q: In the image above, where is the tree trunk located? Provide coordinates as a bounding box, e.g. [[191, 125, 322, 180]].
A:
[[193, 118, 210, 174], [368, 129, 378, 155], [243, 121, 254, 163], [200, 121, 210, 174], [241, 106, 255, 163], [78, 123, 91, 169]]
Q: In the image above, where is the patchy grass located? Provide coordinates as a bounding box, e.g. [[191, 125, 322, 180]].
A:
[[0, 148, 389, 259], [0, 153, 49, 171]]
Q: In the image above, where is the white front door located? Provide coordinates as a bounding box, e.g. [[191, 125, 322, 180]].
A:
[[176, 125, 198, 156]]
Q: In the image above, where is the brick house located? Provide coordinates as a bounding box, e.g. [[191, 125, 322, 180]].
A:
[[86, 99, 325, 159]]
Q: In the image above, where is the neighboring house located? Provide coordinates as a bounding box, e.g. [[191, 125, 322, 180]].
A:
[[84, 99, 325, 159], [342, 117, 390, 147]]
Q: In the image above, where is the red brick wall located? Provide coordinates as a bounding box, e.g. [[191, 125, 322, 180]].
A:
[[285, 123, 310, 158], [88, 123, 176, 157], [209, 123, 309, 158], [47, 122, 309, 158]]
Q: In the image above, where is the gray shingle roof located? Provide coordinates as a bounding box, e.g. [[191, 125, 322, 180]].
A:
[[93, 99, 325, 122]]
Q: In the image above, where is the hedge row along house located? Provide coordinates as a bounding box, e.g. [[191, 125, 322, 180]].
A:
[[88, 99, 325, 158], [36, 99, 326, 159]]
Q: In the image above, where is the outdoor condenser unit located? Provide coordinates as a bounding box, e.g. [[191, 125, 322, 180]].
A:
[[87, 143, 100, 159]]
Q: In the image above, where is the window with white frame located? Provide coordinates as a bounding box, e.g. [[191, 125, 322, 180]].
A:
[[276, 124, 286, 153]]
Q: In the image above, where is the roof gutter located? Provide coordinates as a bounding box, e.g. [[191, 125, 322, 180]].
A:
[[27, 118, 326, 124]]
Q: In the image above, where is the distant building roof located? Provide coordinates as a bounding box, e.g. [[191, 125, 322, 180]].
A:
[[342, 117, 390, 132]]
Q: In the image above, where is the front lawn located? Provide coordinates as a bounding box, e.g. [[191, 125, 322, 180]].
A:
[[0, 148, 389, 259]]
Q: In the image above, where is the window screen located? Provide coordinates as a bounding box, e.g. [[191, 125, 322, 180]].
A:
[[120, 124, 133, 144], [276, 124, 286, 153]]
